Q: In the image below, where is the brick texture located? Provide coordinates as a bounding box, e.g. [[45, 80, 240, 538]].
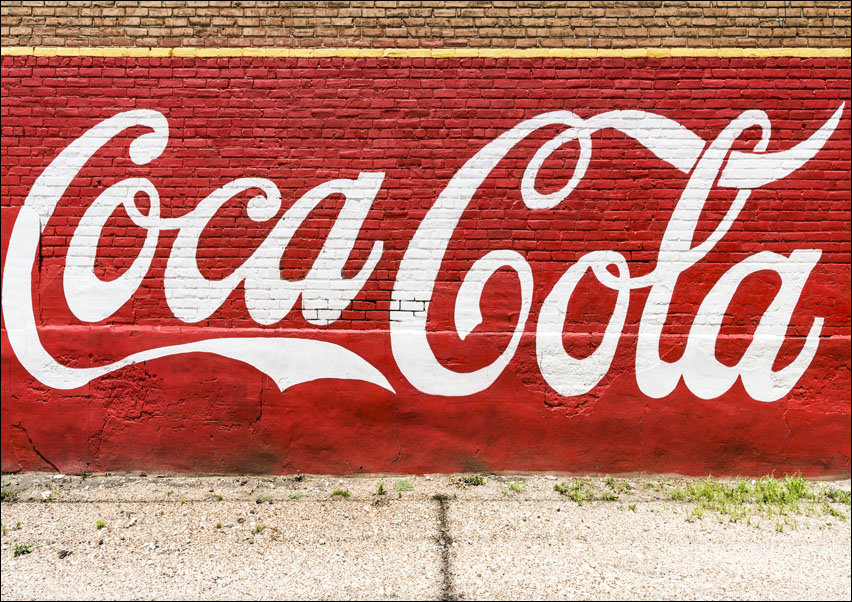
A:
[[1, 1, 850, 49], [1, 54, 850, 474], [1, 2, 850, 477]]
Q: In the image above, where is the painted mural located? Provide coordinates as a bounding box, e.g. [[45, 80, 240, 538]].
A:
[[1, 55, 850, 475]]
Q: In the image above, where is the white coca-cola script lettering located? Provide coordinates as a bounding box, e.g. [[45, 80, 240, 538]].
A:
[[2, 105, 844, 400]]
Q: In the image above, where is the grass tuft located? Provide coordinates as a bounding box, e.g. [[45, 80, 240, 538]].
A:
[[394, 479, 413, 492], [670, 474, 850, 525], [13, 543, 32, 557], [460, 474, 485, 487], [825, 488, 851, 505], [554, 480, 594, 505], [1, 487, 18, 503]]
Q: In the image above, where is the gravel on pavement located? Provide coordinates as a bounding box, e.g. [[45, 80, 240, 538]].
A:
[[1, 472, 849, 600]]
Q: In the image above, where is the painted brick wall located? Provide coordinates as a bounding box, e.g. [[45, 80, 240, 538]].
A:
[[2, 1, 850, 49], [1, 2, 850, 476]]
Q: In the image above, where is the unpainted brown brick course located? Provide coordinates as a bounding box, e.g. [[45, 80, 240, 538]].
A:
[[1, 1, 850, 49]]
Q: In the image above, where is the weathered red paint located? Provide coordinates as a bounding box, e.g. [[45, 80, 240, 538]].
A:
[[1, 56, 850, 475]]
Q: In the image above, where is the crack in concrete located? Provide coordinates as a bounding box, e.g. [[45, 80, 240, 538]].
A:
[[432, 494, 456, 601]]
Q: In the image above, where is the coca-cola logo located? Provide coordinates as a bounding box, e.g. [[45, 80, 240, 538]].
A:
[[2, 104, 844, 402]]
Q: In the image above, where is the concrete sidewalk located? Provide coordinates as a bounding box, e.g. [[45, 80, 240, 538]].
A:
[[1, 473, 850, 600]]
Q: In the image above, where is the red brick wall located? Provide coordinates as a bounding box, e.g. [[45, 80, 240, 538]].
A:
[[1, 3, 850, 476]]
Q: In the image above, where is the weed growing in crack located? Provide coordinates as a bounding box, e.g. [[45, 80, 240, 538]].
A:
[[95, 520, 106, 530], [507, 481, 524, 494], [331, 489, 350, 499]]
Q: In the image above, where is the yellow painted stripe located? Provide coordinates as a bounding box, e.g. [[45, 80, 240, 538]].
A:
[[1, 46, 850, 58]]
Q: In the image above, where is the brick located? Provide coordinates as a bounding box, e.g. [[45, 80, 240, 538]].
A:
[[0, 1, 847, 48]]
